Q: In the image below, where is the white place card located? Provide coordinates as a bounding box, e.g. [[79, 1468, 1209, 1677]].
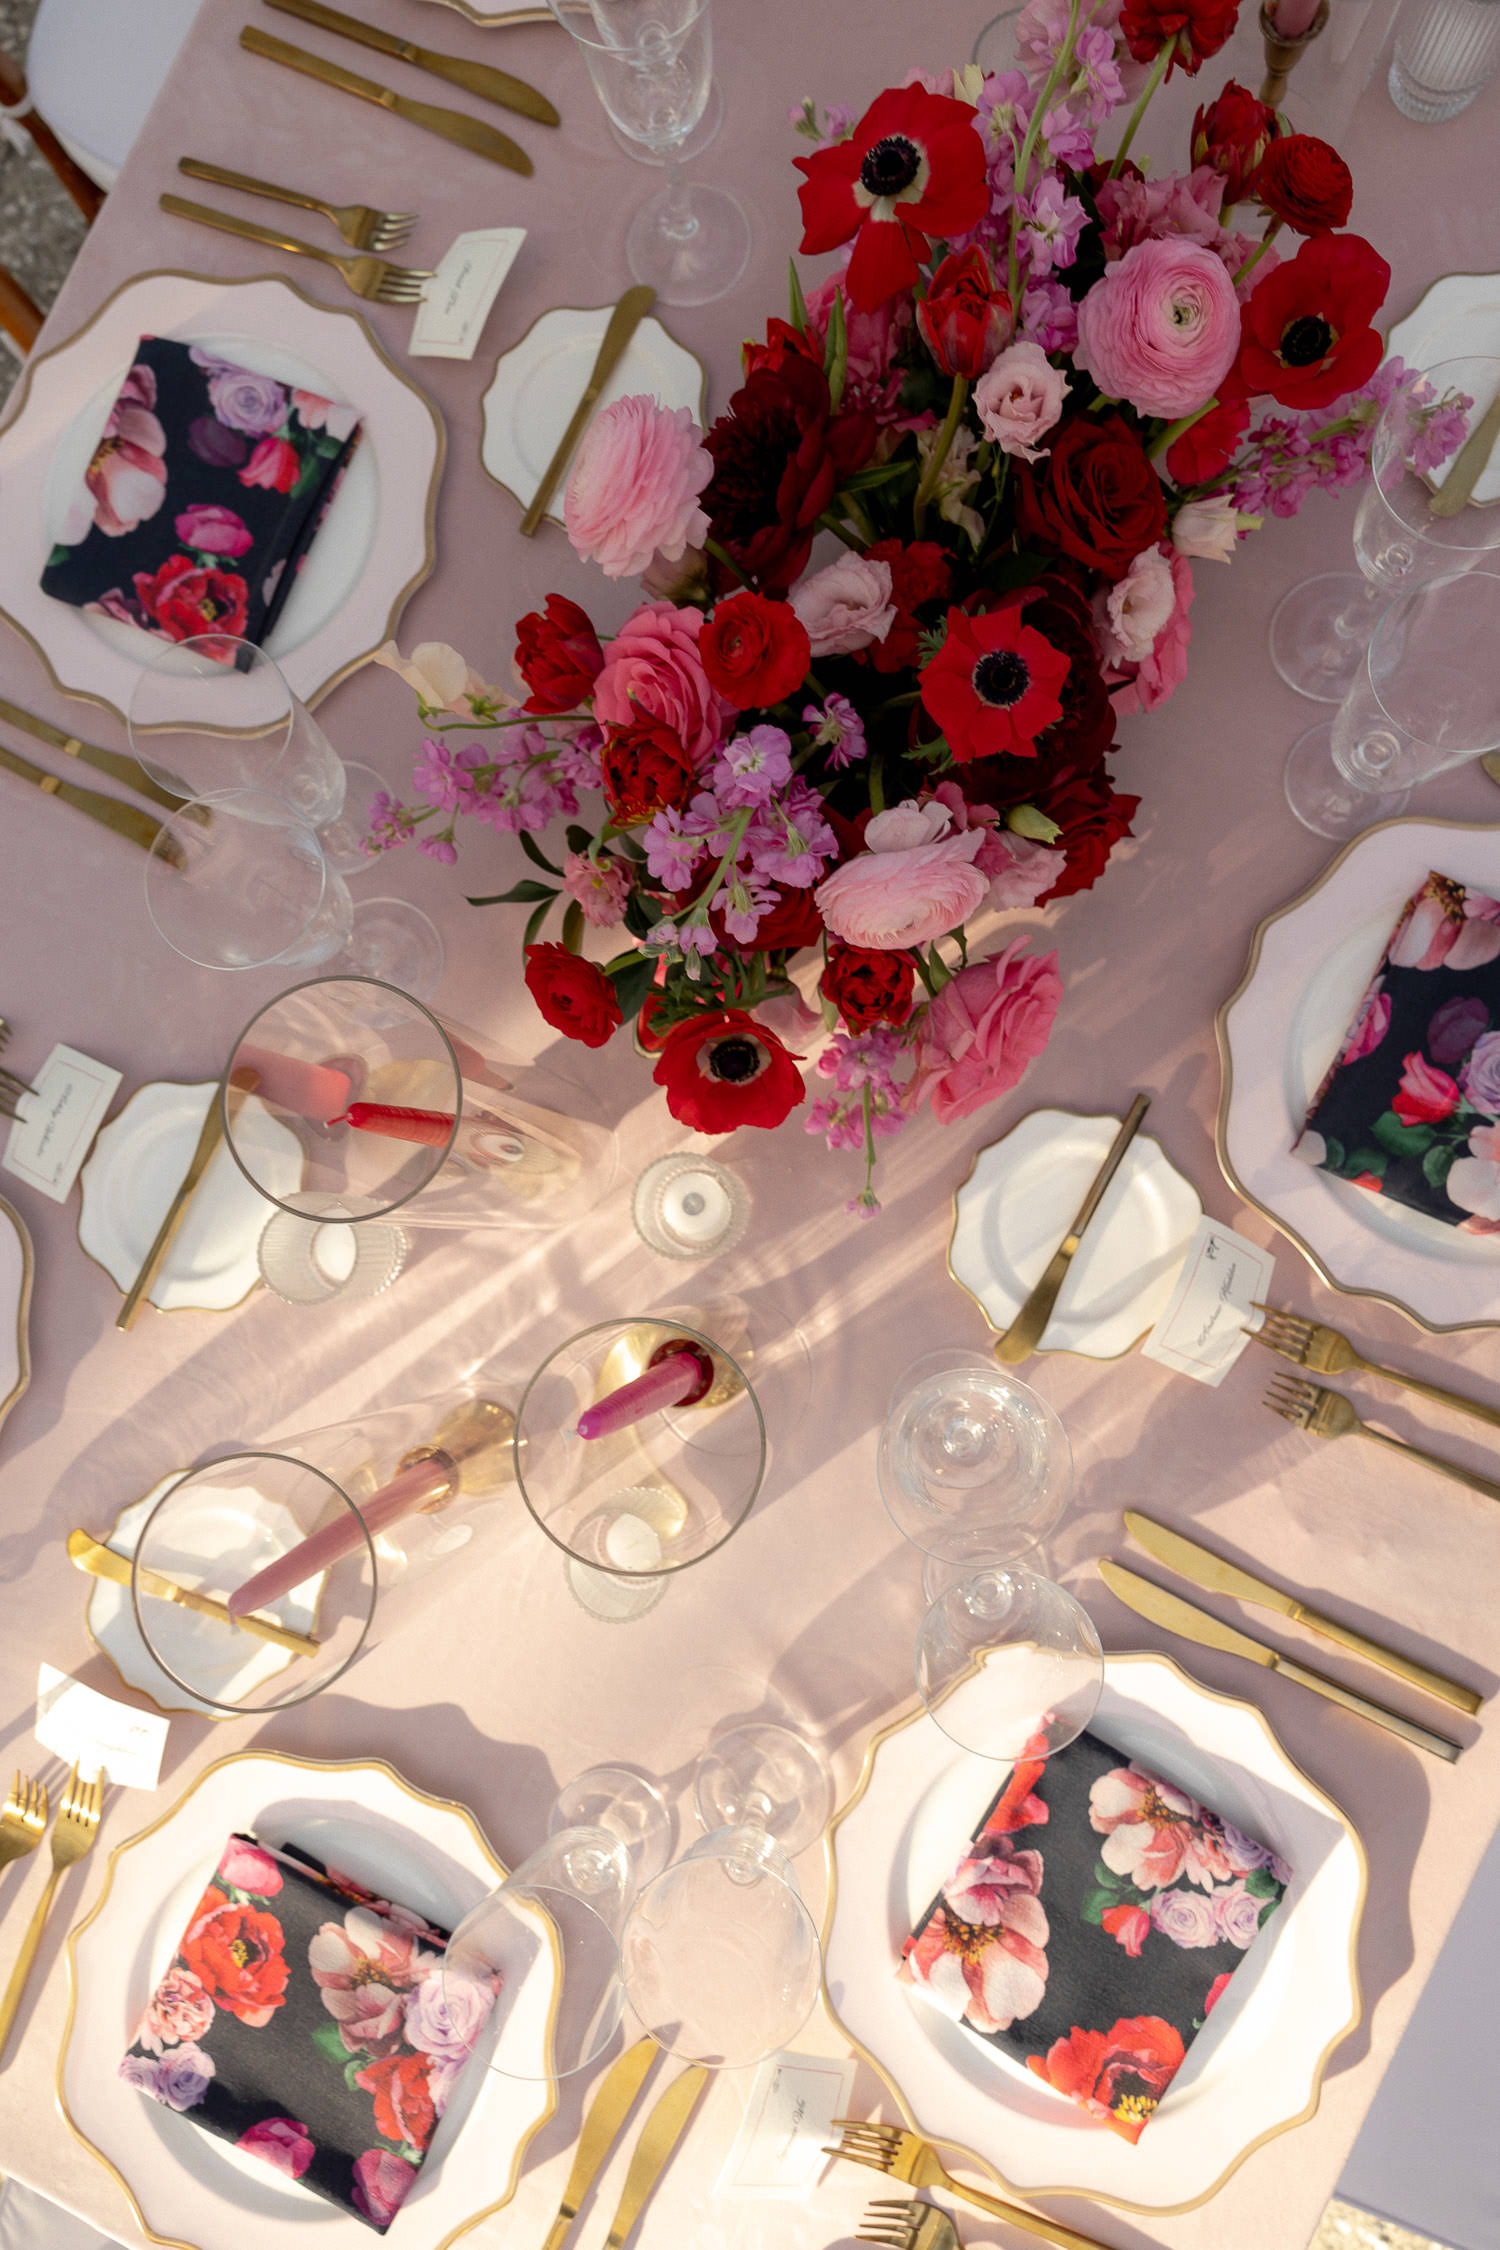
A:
[[36, 1662, 167, 1790], [714, 2050, 857, 2200], [2, 1041, 122, 1202], [1140, 1217, 1273, 1387], [411, 227, 527, 360]]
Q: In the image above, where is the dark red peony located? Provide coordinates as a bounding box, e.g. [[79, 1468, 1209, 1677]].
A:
[[1190, 81, 1276, 202], [1252, 133, 1354, 235], [710, 879, 825, 953], [1121, 0, 1242, 74], [134, 554, 249, 642], [515, 593, 604, 714], [180, 1887, 290, 2027], [1015, 416, 1168, 580], [653, 1010, 805, 1132], [1165, 388, 1250, 484], [860, 538, 953, 673], [1027, 2015, 1186, 2144], [822, 943, 917, 1029], [356, 2054, 437, 2154], [741, 316, 824, 380], [916, 247, 1015, 380], [1237, 233, 1390, 409], [524, 943, 623, 1049], [702, 355, 874, 594], [794, 84, 989, 312], [599, 716, 698, 826], [919, 606, 1071, 763], [699, 589, 811, 709]]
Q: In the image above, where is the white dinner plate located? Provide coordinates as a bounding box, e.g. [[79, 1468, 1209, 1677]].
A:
[[1387, 272, 1500, 506], [0, 1194, 33, 1442], [78, 1080, 303, 1314], [0, 270, 443, 717], [1217, 817, 1500, 1332], [948, 1109, 1203, 1358], [61, 1752, 555, 2250], [480, 304, 706, 524], [823, 1651, 1365, 2215]]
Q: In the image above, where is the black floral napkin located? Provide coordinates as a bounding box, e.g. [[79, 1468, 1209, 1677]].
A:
[[119, 1832, 496, 2232], [1294, 870, 1500, 1231], [897, 1732, 1290, 2143], [42, 336, 361, 654]]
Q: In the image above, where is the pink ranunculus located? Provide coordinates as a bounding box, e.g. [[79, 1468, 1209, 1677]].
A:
[[1076, 236, 1241, 420], [815, 823, 989, 951], [175, 502, 254, 559], [239, 435, 301, 494], [1392, 1049, 1460, 1126], [1108, 548, 1194, 716], [1172, 493, 1241, 562], [1093, 542, 1177, 665], [217, 1838, 282, 1896], [238, 2118, 315, 2178], [84, 363, 169, 537], [351, 2149, 420, 2229], [906, 936, 1063, 1126], [790, 554, 896, 655], [564, 393, 712, 580], [1089, 1764, 1232, 1892], [1335, 979, 1391, 1066], [308, 1907, 437, 2056], [592, 601, 726, 767], [974, 340, 1070, 462], [900, 1837, 1050, 2035], [135, 1967, 215, 2055]]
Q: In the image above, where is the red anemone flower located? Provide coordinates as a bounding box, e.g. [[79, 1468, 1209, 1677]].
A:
[[1237, 234, 1390, 410], [794, 85, 989, 313], [652, 1010, 805, 1133], [919, 607, 1071, 764]]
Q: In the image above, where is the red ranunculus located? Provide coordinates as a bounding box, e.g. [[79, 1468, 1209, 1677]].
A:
[[1252, 133, 1354, 235], [1392, 1050, 1461, 1126], [860, 538, 953, 673], [702, 356, 875, 593], [133, 554, 250, 642], [822, 943, 917, 1029], [1237, 234, 1390, 410], [652, 1010, 805, 1133], [916, 247, 1015, 380], [515, 593, 604, 714], [1166, 388, 1251, 484], [699, 589, 811, 709], [709, 879, 825, 953], [794, 84, 989, 312], [1191, 81, 1276, 203], [1121, 0, 1241, 75], [1015, 416, 1168, 581], [920, 606, 1071, 763], [524, 943, 624, 1049], [356, 2053, 437, 2154], [599, 715, 698, 826], [1026, 2014, 1187, 2143], [742, 316, 824, 380], [180, 1887, 290, 2027]]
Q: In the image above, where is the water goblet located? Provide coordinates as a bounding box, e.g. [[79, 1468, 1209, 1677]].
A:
[[127, 634, 346, 825], [914, 1565, 1103, 1762], [549, 1766, 676, 1883], [693, 1721, 832, 1858], [878, 1347, 1073, 1581]]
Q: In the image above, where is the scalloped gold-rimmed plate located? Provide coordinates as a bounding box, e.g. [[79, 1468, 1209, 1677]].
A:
[[0, 1193, 32, 1442]]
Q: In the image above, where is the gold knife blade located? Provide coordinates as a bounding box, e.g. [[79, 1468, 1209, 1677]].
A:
[[264, 0, 559, 124], [539, 2038, 660, 2250], [67, 1530, 321, 1659], [1098, 1559, 1465, 1763], [993, 1093, 1151, 1364], [1428, 386, 1500, 518], [0, 738, 182, 863], [1123, 1511, 1481, 1714], [240, 28, 534, 174], [519, 284, 657, 536], [115, 1076, 252, 1331], [0, 692, 183, 813], [599, 2064, 709, 2250]]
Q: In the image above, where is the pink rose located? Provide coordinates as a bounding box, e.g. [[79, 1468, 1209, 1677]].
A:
[[1107, 548, 1194, 716], [352, 2149, 420, 2229], [1076, 237, 1241, 419], [1094, 543, 1177, 665], [564, 393, 712, 580], [239, 435, 301, 494], [238, 2118, 315, 2179], [815, 802, 989, 950], [974, 341, 1070, 462], [1392, 1049, 1460, 1126], [136, 1967, 215, 2055], [790, 555, 896, 655], [175, 503, 254, 559], [592, 601, 727, 767], [217, 1837, 282, 1895], [908, 937, 1063, 1125], [1172, 493, 1242, 562]]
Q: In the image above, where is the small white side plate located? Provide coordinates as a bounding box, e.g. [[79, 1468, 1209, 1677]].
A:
[[1386, 271, 1500, 505], [0, 1194, 32, 1440]]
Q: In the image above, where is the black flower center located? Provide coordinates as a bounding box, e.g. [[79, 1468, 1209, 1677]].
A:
[[860, 134, 921, 198], [973, 650, 1031, 708], [1279, 314, 1334, 367], [706, 1034, 764, 1084]]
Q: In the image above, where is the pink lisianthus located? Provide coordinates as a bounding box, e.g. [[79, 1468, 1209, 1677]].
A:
[[1106, 549, 1194, 715], [84, 362, 168, 537], [175, 503, 254, 559], [906, 937, 1063, 1125], [1093, 542, 1177, 665], [1076, 237, 1241, 419], [239, 435, 302, 494], [592, 601, 727, 767], [790, 554, 896, 654], [237, 2119, 315, 2178], [974, 340, 1070, 461], [562, 849, 632, 927], [815, 798, 989, 949], [564, 394, 711, 579]]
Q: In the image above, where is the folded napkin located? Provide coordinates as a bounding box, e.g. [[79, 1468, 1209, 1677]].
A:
[[1294, 869, 1500, 1230], [897, 1731, 1290, 2142], [42, 337, 361, 653], [120, 1832, 495, 2232]]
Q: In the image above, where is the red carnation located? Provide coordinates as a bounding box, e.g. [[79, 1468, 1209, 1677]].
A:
[[699, 590, 811, 710], [599, 715, 698, 826], [860, 538, 953, 672], [702, 355, 874, 594], [822, 944, 916, 1030], [1237, 233, 1390, 410], [652, 1010, 805, 1133], [920, 606, 1071, 763], [794, 83, 989, 312], [1121, 0, 1242, 74], [524, 944, 623, 1049], [1191, 81, 1276, 203], [515, 594, 604, 715], [1253, 133, 1354, 235], [1015, 416, 1168, 580], [1166, 389, 1250, 484], [916, 247, 1015, 380]]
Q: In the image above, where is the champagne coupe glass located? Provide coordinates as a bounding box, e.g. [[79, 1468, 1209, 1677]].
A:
[[693, 1721, 832, 1858], [1269, 356, 1500, 702], [1284, 566, 1500, 838], [127, 635, 346, 827], [915, 1565, 1103, 1761], [547, 0, 751, 307]]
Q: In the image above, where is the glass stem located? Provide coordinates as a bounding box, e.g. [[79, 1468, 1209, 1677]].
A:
[[1334, 581, 1383, 639], [660, 154, 699, 243]]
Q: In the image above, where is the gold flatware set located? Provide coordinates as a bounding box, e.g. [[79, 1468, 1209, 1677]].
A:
[[1264, 1369, 1500, 1503], [161, 195, 433, 303], [0, 734, 183, 864], [0, 1764, 104, 2065], [265, 0, 560, 125], [67, 1529, 321, 1658], [178, 158, 416, 252], [827, 2121, 1108, 2250], [240, 26, 538, 173], [859, 2201, 964, 2250], [536, 2040, 706, 2250]]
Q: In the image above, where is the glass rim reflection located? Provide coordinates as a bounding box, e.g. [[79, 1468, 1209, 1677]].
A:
[[546, 0, 710, 55]]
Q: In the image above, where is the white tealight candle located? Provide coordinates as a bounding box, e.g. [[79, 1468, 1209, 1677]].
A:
[[661, 1167, 733, 1245], [633, 1153, 749, 1259], [603, 1508, 663, 1572], [312, 1225, 358, 1284]]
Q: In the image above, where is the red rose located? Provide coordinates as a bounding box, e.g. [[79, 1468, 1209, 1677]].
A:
[[822, 944, 916, 1029], [653, 1010, 805, 1133], [1121, 0, 1241, 74], [240, 435, 301, 493], [916, 247, 1015, 380], [794, 84, 989, 312], [710, 880, 824, 953], [1252, 133, 1354, 235], [1237, 233, 1390, 409], [1032, 761, 1140, 899], [1015, 416, 1168, 581], [1191, 81, 1276, 203], [742, 317, 823, 380], [1393, 1050, 1461, 1126], [1166, 390, 1251, 484], [860, 538, 953, 673], [515, 593, 604, 715], [133, 554, 250, 642], [523, 943, 623, 1049], [599, 715, 698, 826], [356, 2053, 437, 2154], [699, 589, 811, 709], [180, 1887, 290, 2027], [920, 605, 1071, 763]]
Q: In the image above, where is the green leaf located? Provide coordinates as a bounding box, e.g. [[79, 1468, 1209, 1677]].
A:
[[561, 899, 585, 955], [46, 542, 73, 568], [1243, 1865, 1280, 1899], [1093, 1858, 1128, 1890], [565, 824, 594, 856], [1257, 1896, 1280, 1927], [1423, 1139, 1461, 1192], [1371, 1110, 1437, 1157], [1007, 803, 1062, 844], [836, 459, 913, 495], [609, 954, 659, 1021], [1080, 1887, 1117, 1927], [788, 257, 809, 334], [344, 2056, 369, 2095], [522, 895, 554, 949], [465, 878, 558, 907], [824, 284, 848, 412], [519, 830, 563, 877], [1320, 1134, 1345, 1173], [1347, 1147, 1387, 1178], [312, 2022, 348, 2066]]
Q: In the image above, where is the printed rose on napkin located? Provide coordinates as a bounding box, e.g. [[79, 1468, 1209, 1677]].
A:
[[1294, 870, 1500, 1229], [119, 1833, 496, 2232], [897, 1732, 1289, 2143]]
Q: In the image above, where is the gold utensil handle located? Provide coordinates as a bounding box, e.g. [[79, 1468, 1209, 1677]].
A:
[[0, 1867, 62, 2059], [1429, 387, 1500, 518], [266, 0, 409, 58], [1274, 1654, 1464, 1762], [936, 2179, 1114, 2250], [1361, 1421, 1500, 1506], [481, 3, 556, 16], [173, 1587, 320, 1658], [116, 1082, 247, 1330], [240, 24, 394, 105], [1292, 1599, 1482, 1713], [159, 193, 345, 273], [178, 158, 332, 224], [1359, 1351, 1500, 1432], [993, 1093, 1150, 1364]]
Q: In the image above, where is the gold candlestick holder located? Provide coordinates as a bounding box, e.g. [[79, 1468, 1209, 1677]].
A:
[[1259, 0, 1330, 106]]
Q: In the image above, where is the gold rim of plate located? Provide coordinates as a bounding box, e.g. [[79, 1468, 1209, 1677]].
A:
[[75, 1078, 267, 1319], [58, 1749, 560, 2250], [819, 1648, 1369, 2218], [0, 1192, 34, 1437]]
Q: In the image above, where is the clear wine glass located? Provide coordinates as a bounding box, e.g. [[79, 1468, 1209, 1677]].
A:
[[914, 1565, 1103, 1762], [127, 635, 346, 826], [878, 1347, 1073, 1579], [693, 1721, 832, 1858], [549, 1765, 676, 1883], [547, 0, 751, 307]]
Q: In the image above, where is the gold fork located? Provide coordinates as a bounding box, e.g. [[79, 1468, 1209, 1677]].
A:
[[0, 1765, 104, 2062], [1253, 1303, 1500, 1432], [178, 160, 417, 251], [828, 2123, 1110, 2250], [159, 196, 433, 305], [1264, 1374, 1500, 1503], [859, 2199, 963, 2250], [0, 1773, 47, 1880]]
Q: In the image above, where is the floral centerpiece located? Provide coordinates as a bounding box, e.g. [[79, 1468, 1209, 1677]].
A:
[[369, 0, 1403, 1214]]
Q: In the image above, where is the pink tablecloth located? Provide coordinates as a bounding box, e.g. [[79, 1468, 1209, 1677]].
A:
[[3, 5, 1500, 2247]]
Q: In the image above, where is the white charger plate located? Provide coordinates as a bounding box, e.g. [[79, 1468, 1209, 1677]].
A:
[[823, 1651, 1365, 2216], [481, 304, 706, 525], [78, 1080, 303, 1314], [61, 1752, 556, 2250], [0, 1193, 33, 1440], [948, 1109, 1202, 1358], [1217, 817, 1500, 1332], [1387, 272, 1500, 507], [0, 270, 443, 718]]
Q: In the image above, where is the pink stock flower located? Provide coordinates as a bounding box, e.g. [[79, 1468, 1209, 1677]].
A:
[[237, 2119, 315, 2178], [84, 362, 168, 537], [1108, 549, 1194, 715], [562, 849, 632, 927], [1076, 237, 1241, 419], [815, 801, 990, 950], [592, 601, 726, 767], [308, 1907, 437, 2056], [974, 340, 1070, 461], [1094, 542, 1177, 665], [564, 394, 712, 579], [135, 1967, 215, 2055], [1089, 1764, 1232, 1891], [239, 435, 301, 494], [790, 554, 896, 655], [907, 936, 1063, 1125]]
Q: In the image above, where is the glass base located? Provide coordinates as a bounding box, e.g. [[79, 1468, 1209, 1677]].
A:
[[693, 1722, 832, 1858], [550, 1766, 674, 1883], [611, 78, 723, 164], [626, 180, 751, 309], [1269, 572, 1381, 704], [318, 760, 385, 877], [564, 1551, 668, 1624], [334, 898, 445, 1000], [1388, 55, 1486, 121], [1284, 721, 1412, 839]]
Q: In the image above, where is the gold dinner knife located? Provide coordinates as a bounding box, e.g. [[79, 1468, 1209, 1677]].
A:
[[0, 692, 183, 813], [1429, 386, 1500, 518], [540, 2037, 660, 2250], [598, 2063, 709, 2250], [1124, 1511, 1481, 1714], [0, 739, 183, 863], [240, 28, 534, 174], [519, 284, 657, 536], [992, 1093, 1150, 1364], [116, 1075, 253, 1330], [264, 0, 559, 124], [1098, 1559, 1465, 1762], [67, 1530, 321, 1659]]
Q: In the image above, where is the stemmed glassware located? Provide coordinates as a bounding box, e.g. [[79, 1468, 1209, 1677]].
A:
[[914, 1565, 1104, 1762]]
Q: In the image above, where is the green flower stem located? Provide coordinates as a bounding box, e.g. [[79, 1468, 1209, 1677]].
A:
[[816, 510, 867, 553], [913, 374, 970, 540], [1232, 221, 1282, 288], [868, 749, 886, 814], [704, 535, 751, 587], [859, 1082, 879, 1210], [1009, 0, 1083, 305], [1108, 33, 1178, 179], [1149, 395, 1218, 461]]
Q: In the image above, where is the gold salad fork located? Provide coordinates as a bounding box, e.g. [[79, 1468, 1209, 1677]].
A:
[[1253, 1303, 1500, 1431], [0, 1765, 104, 2062], [860, 2199, 963, 2250], [159, 196, 433, 304], [1264, 1374, 1500, 1503], [828, 2122, 1110, 2250], [0, 1773, 47, 1879], [178, 159, 416, 251]]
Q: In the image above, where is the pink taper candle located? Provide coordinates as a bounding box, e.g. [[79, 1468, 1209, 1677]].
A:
[[576, 1343, 714, 1441], [234, 1045, 352, 1124], [1270, 0, 1322, 35], [225, 1453, 453, 1618]]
